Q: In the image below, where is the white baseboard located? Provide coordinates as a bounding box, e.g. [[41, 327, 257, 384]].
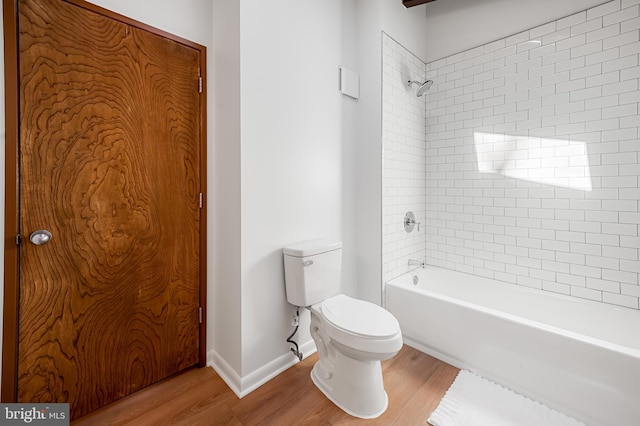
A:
[[207, 339, 317, 398], [207, 349, 243, 397]]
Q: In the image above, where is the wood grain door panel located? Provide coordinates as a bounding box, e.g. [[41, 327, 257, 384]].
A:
[[17, 0, 202, 418]]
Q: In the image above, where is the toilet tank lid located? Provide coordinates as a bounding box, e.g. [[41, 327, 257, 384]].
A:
[[283, 240, 342, 257]]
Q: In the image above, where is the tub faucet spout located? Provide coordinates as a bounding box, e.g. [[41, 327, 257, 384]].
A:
[[408, 259, 425, 268]]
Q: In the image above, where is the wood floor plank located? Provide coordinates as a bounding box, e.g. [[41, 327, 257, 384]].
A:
[[73, 368, 234, 426], [318, 348, 451, 426], [399, 361, 460, 426], [72, 345, 459, 425], [227, 355, 318, 425]]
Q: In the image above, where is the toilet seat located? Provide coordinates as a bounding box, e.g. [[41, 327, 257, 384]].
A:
[[321, 294, 400, 339], [311, 294, 403, 357]]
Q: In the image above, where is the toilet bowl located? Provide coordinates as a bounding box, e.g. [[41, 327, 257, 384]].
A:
[[283, 241, 403, 419], [309, 294, 403, 418], [313, 294, 402, 360]]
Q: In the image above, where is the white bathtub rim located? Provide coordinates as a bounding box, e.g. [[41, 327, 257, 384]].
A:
[[390, 265, 640, 317], [386, 268, 640, 356], [391, 282, 640, 359], [390, 266, 640, 318]]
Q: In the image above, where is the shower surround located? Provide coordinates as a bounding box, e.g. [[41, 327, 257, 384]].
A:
[[382, 0, 640, 310], [382, 32, 427, 283]]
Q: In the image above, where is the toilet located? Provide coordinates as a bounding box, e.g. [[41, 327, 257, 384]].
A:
[[283, 241, 403, 419]]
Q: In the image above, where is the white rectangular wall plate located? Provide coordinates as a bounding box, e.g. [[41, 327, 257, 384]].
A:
[[339, 66, 359, 100]]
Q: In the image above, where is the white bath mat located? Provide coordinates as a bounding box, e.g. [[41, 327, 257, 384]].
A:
[[428, 370, 585, 426]]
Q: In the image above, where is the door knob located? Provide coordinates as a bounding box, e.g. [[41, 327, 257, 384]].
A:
[[29, 230, 52, 246]]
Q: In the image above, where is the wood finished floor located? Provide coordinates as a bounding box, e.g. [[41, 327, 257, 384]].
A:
[[72, 345, 459, 425]]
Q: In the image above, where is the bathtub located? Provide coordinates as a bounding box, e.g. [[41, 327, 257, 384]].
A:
[[385, 266, 640, 426]]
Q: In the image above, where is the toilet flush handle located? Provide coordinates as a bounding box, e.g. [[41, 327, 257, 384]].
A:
[[303, 260, 314, 267]]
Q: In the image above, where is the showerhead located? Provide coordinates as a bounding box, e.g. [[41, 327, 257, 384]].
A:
[[408, 79, 433, 97], [417, 80, 433, 96]]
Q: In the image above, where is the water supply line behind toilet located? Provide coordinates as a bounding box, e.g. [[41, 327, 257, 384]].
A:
[[286, 307, 303, 361]]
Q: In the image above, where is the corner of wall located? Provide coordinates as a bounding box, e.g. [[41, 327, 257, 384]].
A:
[[354, 1, 383, 305], [381, 34, 427, 284], [207, 339, 316, 398], [210, 0, 243, 374]]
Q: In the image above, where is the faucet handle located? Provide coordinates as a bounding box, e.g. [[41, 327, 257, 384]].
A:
[[404, 211, 420, 233]]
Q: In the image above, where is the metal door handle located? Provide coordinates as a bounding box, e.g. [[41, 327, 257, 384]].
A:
[[29, 230, 52, 246]]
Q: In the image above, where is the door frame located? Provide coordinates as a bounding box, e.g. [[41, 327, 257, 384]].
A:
[[1, 0, 208, 402]]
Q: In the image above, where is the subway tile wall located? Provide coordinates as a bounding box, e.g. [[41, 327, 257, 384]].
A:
[[424, 0, 640, 309], [382, 33, 426, 283]]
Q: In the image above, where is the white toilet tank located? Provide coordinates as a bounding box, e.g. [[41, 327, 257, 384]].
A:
[[283, 241, 342, 307]]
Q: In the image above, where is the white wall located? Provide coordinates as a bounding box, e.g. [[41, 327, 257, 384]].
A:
[[239, 0, 361, 379], [354, 0, 429, 305], [87, 0, 212, 45], [208, 0, 432, 392], [381, 34, 427, 284], [381, 1, 429, 62], [354, 0, 384, 306], [210, 0, 243, 378], [423, 0, 609, 63], [424, 0, 640, 309]]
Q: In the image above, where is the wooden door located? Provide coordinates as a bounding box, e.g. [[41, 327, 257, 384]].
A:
[[13, 0, 205, 419]]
